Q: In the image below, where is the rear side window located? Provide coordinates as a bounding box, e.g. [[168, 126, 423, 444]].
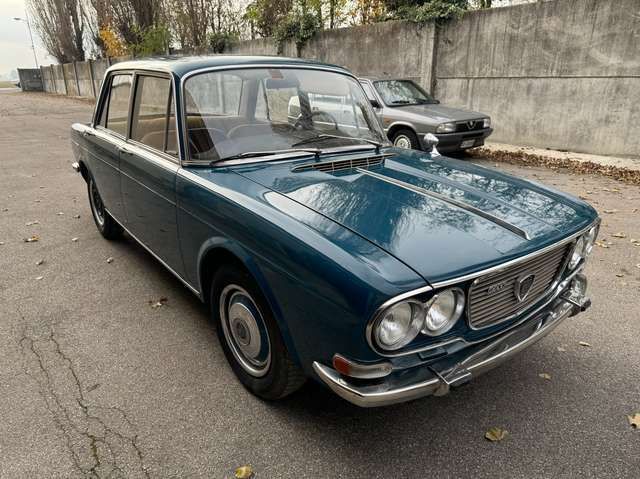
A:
[[131, 75, 176, 155], [102, 74, 132, 136]]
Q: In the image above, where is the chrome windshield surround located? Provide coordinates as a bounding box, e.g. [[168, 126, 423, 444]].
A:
[[356, 168, 531, 240], [366, 219, 599, 358], [179, 63, 386, 167]]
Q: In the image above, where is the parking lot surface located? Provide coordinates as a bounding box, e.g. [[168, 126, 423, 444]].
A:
[[1, 91, 639, 478]]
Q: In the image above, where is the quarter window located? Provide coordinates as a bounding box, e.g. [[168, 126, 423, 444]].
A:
[[131, 75, 176, 155], [103, 74, 132, 136]]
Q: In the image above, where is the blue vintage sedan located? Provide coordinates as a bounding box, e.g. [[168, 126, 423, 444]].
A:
[[71, 56, 598, 407]]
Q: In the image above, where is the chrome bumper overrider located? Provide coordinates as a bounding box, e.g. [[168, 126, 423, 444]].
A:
[[313, 274, 590, 407]]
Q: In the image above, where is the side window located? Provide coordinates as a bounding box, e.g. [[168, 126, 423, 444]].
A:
[[104, 74, 132, 136], [360, 82, 376, 102], [131, 75, 176, 154]]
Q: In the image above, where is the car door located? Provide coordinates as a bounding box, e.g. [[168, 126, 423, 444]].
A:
[[119, 72, 185, 276], [86, 73, 133, 221]]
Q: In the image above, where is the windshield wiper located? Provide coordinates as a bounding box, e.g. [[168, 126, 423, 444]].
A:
[[213, 148, 322, 164], [391, 100, 412, 105], [291, 134, 383, 153]]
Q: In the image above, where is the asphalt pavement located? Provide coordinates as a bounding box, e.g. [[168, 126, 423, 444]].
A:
[[1, 90, 639, 478]]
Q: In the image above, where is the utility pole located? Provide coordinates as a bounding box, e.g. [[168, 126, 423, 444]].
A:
[[13, 11, 39, 68]]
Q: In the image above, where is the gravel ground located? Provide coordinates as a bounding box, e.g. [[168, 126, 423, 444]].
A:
[[1, 91, 639, 479]]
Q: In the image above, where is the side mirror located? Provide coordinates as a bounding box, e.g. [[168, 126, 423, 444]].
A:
[[423, 133, 440, 156], [369, 99, 381, 109]]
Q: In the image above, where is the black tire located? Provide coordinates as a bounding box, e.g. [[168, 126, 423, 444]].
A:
[[88, 176, 123, 240], [211, 264, 305, 400], [391, 128, 420, 150]]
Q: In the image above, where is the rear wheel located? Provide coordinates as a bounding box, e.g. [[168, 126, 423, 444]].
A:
[[391, 129, 420, 150], [211, 264, 305, 400], [88, 176, 122, 240]]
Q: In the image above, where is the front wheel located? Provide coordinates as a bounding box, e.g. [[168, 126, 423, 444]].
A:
[[211, 264, 305, 400], [88, 176, 122, 240], [391, 129, 420, 150]]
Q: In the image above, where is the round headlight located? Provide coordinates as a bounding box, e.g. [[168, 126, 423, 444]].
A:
[[568, 236, 585, 270], [422, 288, 465, 336], [374, 301, 424, 351], [583, 225, 598, 257]]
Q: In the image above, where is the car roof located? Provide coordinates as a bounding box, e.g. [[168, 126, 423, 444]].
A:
[[107, 55, 350, 79]]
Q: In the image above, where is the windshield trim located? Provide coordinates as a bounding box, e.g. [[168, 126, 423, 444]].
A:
[[179, 63, 378, 166], [372, 79, 437, 108]]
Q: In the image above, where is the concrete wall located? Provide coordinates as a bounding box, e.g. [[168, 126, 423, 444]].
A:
[[434, 0, 640, 157], [37, 0, 639, 157]]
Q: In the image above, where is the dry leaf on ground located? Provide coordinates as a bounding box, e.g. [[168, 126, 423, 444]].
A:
[[578, 341, 592, 347], [106, 257, 114, 264], [25, 220, 39, 226], [71, 237, 78, 242], [149, 297, 168, 308], [611, 232, 627, 238], [539, 373, 552, 380], [627, 414, 640, 429], [595, 240, 609, 248], [235, 465, 253, 479], [603, 209, 618, 214], [24, 235, 39, 243], [485, 427, 508, 442], [35, 276, 43, 281], [36, 259, 44, 266]]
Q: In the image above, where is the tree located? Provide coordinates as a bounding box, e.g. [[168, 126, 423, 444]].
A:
[[166, 0, 209, 52], [28, 0, 88, 62], [383, 0, 469, 23], [244, 0, 293, 38]]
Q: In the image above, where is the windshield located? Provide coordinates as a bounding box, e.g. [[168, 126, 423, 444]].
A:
[[183, 68, 386, 162], [373, 80, 437, 106]]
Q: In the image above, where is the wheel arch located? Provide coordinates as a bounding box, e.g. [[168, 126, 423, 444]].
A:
[[196, 238, 302, 366], [77, 159, 90, 183], [386, 122, 417, 141]]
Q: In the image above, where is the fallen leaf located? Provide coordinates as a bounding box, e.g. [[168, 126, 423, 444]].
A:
[[57, 212, 64, 216], [557, 346, 566, 352], [538, 373, 552, 380], [74, 214, 81, 219], [235, 466, 253, 479], [149, 297, 168, 308], [628, 413, 640, 429], [71, 237, 78, 242], [36, 259, 44, 266], [485, 427, 508, 442], [87, 383, 101, 393], [1, 208, 8, 212], [595, 240, 609, 249], [0, 241, 4, 245], [578, 341, 591, 348], [603, 209, 618, 214], [636, 264, 640, 269], [611, 232, 627, 238], [616, 273, 624, 278], [24, 235, 39, 243], [35, 276, 44, 280], [25, 220, 39, 226], [106, 257, 113, 264]]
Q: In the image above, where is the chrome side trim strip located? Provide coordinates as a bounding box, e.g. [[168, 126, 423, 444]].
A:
[[107, 210, 202, 299], [356, 167, 531, 240]]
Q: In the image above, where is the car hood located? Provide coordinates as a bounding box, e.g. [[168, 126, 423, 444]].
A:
[[233, 148, 597, 284], [392, 103, 487, 123]]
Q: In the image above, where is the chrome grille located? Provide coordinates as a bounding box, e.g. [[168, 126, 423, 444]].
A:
[[292, 153, 392, 173], [467, 243, 572, 329]]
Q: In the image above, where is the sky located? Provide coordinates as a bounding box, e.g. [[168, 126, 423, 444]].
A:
[[0, 0, 54, 78]]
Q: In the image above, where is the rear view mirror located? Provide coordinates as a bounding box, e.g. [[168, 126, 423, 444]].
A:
[[423, 133, 440, 156], [265, 77, 300, 90]]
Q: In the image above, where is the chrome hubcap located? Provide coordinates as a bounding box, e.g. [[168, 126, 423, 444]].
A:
[[394, 135, 412, 149], [220, 285, 271, 377], [89, 180, 105, 226]]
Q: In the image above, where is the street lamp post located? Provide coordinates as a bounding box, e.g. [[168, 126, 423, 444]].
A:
[[13, 12, 39, 68]]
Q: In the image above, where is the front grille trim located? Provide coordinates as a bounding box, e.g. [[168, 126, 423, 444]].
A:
[[466, 242, 573, 329]]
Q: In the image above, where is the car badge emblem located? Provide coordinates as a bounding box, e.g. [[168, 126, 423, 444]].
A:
[[515, 273, 535, 302], [467, 120, 476, 129]]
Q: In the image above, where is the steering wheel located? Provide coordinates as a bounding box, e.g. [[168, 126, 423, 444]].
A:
[[294, 110, 339, 131]]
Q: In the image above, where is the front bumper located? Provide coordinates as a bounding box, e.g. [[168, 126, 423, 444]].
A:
[[313, 274, 589, 407], [428, 128, 493, 152]]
